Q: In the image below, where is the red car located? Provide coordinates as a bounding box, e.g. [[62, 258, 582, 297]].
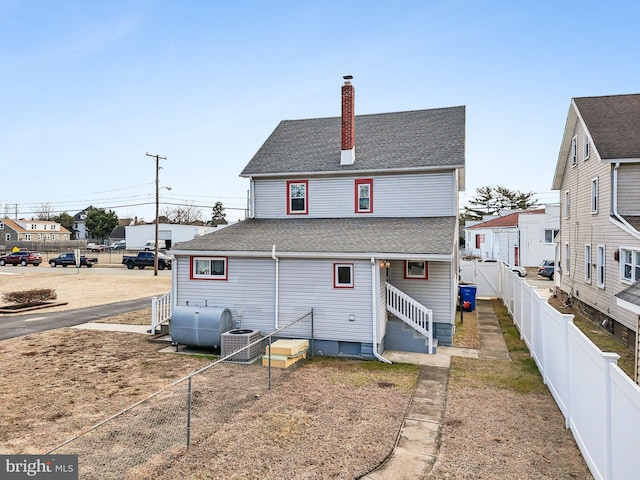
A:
[[0, 251, 42, 266]]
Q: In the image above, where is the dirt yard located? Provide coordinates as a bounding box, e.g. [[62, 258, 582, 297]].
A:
[[0, 270, 593, 479]]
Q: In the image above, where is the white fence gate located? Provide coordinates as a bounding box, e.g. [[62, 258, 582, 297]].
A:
[[498, 262, 640, 480], [460, 259, 500, 298]]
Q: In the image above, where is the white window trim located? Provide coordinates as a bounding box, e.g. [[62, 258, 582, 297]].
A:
[[191, 256, 228, 280], [287, 180, 308, 215], [544, 229, 559, 244], [565, 243, 570, 277], [584, 244, 591, 284], [570, 135, 577, 166], [597, 245, 605, 289], [564, 190, 570, 219], [584, 132, 590, 160], [334, 263, 354, 288], [620, 246, 640, 285], [591, 177, 599, 214], [405, 260, 428, 280]]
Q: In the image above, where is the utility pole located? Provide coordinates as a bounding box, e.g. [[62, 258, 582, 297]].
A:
[[146, 153, 167, 276]]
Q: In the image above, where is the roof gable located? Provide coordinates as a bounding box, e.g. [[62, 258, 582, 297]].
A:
[[240, 106, 465, 178], [467, 209, 544, 229]]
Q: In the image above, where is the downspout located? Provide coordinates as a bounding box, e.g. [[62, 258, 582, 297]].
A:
[[272, 245, 279, 329], [371, 257, 392, 364]]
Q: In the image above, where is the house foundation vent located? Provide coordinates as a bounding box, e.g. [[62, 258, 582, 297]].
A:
[[221, 329, 264, 362]]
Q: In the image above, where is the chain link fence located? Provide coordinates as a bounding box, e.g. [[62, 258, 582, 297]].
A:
[[47, 311, 314, 479]]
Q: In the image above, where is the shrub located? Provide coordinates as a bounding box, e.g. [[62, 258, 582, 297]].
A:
[[2, 289, 57, 306]]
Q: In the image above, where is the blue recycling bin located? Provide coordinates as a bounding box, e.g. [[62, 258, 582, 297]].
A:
[[459, 285, 477, 312]]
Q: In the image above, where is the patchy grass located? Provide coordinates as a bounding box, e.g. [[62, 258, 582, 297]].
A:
[[452, 307, 480, 349]]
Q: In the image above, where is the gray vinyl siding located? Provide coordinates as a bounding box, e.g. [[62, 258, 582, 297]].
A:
[[174, 255, 373, 343], [253, 172, 456, 219], [558, 120, 640, 330], [174, 256, 277, 332], [617, 163, 640, 215], [388, 260, 453, 325], [278, 259, 373, 343]]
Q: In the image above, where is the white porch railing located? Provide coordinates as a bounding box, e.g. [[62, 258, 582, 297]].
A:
[[386, 282, 434, 354], [151, 291, 172, 334]]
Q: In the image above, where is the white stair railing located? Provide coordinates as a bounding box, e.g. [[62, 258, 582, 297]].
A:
[[151, 291, 172, 334], [386, 282, 434, 354]]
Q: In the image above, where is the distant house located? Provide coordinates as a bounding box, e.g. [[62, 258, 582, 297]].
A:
[[169, 77, 466, 358], [0, 218, 71, 246], [465, 206, 559, 267], [552, 93, 640, 346], [73, 206, 96, 240]]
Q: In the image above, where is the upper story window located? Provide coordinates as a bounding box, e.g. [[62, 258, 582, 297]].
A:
[[570, 136, 577, 166], [544, 229, 559, 244], [584, 133, 590, 160], [0, 223, 4, 230], [591, 177, 599, 214], [31, 224, 37, 230], [287, 180, 308, 215], [405, 260, 428, 280], [564, 190, 570, 219], [334, 263, 354, 288], [5, 233, 10, 241], [355, 178, 373, 213], [191, 256, 228, 280]]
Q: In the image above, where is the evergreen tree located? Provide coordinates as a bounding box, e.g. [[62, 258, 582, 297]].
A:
[[53, 212, 75, 238], [210, 201, 228, 226], [461, 186, 539, 222], [85, 208, 118, 242]]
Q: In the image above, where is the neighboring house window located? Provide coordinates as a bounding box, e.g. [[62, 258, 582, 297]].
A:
[[585, 244, 591, 283], [597, 245, 605, 288], [5, 233, 10, 241], [584, 133, 590, 160], [36, 234, 42, 240], [287, 180, 308, 214], [621, 248, 640, 283], [475, 234, 485, 249], [564, 191, 570, 219], [570, 136, 577, 165], [565, 243, 570, 276], [334, 263, 354, 288], [44, 234, 50, 240], [591, 177, 599, 214], [190, 256, 228, 280], [24, 234, 31, 241], [31, 224, 36, 230], [354, 178, 373, 213], [0, 223, 4, 230], [405, 260, 428, 280], [544, 229, 559, 244]]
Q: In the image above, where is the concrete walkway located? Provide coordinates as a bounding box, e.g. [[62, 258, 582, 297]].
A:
[[364, 298, 509, 479]]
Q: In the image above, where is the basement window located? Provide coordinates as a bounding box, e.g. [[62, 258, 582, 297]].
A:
[[405, 260, 428, 280], [191, 256, 228, 280], [334, 263, 354, 288]]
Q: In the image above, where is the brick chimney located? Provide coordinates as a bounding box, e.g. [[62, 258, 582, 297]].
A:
[[341, 75, 355, 165]]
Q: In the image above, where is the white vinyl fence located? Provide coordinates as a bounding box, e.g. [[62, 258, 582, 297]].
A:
[[497, 262, 640, 480]]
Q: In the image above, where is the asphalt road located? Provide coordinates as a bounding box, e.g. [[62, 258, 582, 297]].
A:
[[0, 297, 154, 341]]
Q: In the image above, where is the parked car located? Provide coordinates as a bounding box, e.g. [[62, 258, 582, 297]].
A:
[[122, 251, 172, 270], [88, 244, 109, 252], [110, 240, 126, 250], [0, 251, 42, 266], [478, 259, 527, 277], [538, 260, 555, 280], [49, 252, 95, 268]]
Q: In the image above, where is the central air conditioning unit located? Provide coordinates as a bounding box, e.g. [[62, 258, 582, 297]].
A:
[[221, 329, 264, 362]]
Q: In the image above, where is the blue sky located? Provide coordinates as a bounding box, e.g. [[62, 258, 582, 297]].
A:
[[2, 0, 639, 223]]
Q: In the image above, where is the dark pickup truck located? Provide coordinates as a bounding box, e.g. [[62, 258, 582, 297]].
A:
[[122, 251, 172, 270], [49, 252, 96, 268]]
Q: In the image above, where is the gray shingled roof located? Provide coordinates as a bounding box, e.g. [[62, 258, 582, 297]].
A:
[[172, 217, 456, 256], [241, 107, 465, 176], [615, 281, 640, 307], [574, 94, 640, 160]]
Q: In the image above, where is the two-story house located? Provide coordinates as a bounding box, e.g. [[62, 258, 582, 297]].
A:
[[73, 206, 95, 240], [1, 218, 71, 246], [552, 93, 640, 346], [170, 77, 466, 359]]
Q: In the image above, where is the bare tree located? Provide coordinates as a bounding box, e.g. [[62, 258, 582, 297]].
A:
[[161, 204, 203, 224], [34, 202, 55, 220]]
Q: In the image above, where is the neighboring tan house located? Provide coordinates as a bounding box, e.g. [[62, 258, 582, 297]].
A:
[[552, 93, 640, 346], [0, 218, 71, 246], [465, 206, 559, 267], [170, 77, 466, 358]]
